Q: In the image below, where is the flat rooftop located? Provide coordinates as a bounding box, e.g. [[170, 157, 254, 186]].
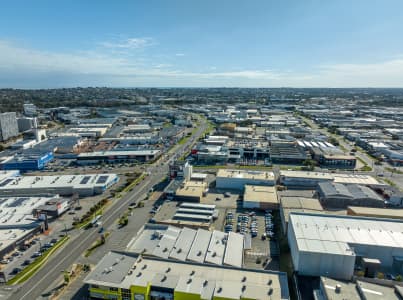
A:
[[85, 251, 289, 299], [244, 185, 278, 205], [217, 169, 275, 181], [175, 181, 206, 198], [289, 212, 403, 256], [347, 206, 403, 220], [126, 224, 243, 268], [77, 150, 160, 157]]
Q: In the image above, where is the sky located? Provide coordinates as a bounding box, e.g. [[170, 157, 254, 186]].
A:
[[0, 0, 403, 88]]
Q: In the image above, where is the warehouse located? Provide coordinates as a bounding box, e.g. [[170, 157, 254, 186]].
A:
[[279, 170, 383, 188], [347, 206, 403, 220], [0, 173, 118, 197], [279, 196, 324, 234], [243, 185, 279, 210], [84, 251, 290, 300], [126, 224, 244, 268], [315, 277, 403, 300], [288, 212, 403, 280], [216, 169, 275, 190], [76, 149, 161, 164], [317, 182, 384, 209]]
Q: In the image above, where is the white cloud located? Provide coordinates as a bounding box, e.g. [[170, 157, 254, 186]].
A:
[[175, 53, 185, 57], [0, 39, 402, 87], [99, 37, 155, 50]]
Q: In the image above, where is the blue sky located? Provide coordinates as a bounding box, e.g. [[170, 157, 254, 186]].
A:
[[0, 0, 402, 88]]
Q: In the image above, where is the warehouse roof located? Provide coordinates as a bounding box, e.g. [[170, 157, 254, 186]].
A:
[[347, 206, 403, 220], [244, 185, 278, 205], [127, 224, 244, 268], [318, 277, 402, 300], [280, 170, 383, 185], [289, 212, 403, 256], [217, 169, 275, 181], [318, 182, 383, 201], [85, 251, 289, 299], [175, 181, 206, 198], [77, 150, 160, 158]]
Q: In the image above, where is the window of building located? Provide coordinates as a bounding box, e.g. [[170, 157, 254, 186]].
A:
[[109, 287, 119, 292], [134, 294, 145, 300], [122, 288, 131, 300]]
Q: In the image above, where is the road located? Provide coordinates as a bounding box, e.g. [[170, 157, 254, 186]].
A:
[[6, 117, 207, 300]]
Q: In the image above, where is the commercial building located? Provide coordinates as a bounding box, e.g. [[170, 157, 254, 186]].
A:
[[23, 103, 37, 116], [0, 112, 19, 142], [0, 151, 54, 171], [243, 185, 279, 210], [127, 224, 243, 268], [288, 212, 403, 280], [314, 277, 403, 300], [317, 182, 384, 209], [216, 169, 275, 190], [175, 181, 208, 203], [279, 197, 323, 234], [0, 195, 58, 258], [76, 150, 161, 165], [17, 117, 38, 132], [270, 142, 308, 164], [84, 251, 290, 300], [0, 173, 118, 197]]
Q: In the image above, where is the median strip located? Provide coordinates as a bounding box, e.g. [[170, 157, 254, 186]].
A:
[[7, 235, 70, 285]]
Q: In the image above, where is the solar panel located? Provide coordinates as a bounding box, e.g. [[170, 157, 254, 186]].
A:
[[0, 178, 13, 187], [96, 176, 108, 184], [80, 176, 91, 184], [8, 197, 29, 207]]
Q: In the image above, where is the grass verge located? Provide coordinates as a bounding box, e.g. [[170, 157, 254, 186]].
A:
[[7, 235, 70, 285], [84, 232, 110, 258]]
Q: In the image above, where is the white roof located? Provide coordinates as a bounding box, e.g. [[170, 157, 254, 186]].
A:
[[223, 232, 244, 268], [289, 213, 403, 256], [187, 229, 212, 263], [205, 231, 227, 265]]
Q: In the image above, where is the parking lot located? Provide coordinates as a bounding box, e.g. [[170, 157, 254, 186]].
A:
[[215, 204, 280, 271]]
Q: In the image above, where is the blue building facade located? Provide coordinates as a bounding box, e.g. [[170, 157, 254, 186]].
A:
[[0, 152, 54, 171]]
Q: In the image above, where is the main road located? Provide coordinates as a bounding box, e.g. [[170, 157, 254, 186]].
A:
[[7, 117, 208, 300]]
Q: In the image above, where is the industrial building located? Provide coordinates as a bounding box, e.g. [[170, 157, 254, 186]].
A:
[[216, 169, 275, 190], [314, 277, 403, 300], [151, 202, 216, 229], [279, 170, 383, 188], [84, 251, 290, 300], [288, 212, 403, 280], [347, 206, 403, 220], [270, 142, 308, 164], [0, 112, 19, 142], [243, 185, 279, 210], [17, 117, 38, 132], [317, 182, 384, 209], [279, 197, 323, 234], [0, 173, 118, 197], [76, 150, 161, 164], [127, 224, 244, 268], [0, 195, 58, 258]]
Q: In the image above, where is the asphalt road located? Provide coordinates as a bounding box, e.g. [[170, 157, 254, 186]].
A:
[[7, 118, 207, 300]]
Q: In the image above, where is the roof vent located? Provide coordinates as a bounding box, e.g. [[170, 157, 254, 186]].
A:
[[268, 288, 273, 296], [242, 276, 247, 282], [335, 284, 341, 293], [242, 285, 246, 292], [190, 270, 195, 276], [136, 272, 142, 277], [187, 278, 192, 284], [161, 275, 167, 282], [268, 279, 272, 285], [203, 280, 208, 287], [142, 264, 147, 270], [217, 287, 222, 293], [197, 251, 202, 256], [166, 267, 171, 273]]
